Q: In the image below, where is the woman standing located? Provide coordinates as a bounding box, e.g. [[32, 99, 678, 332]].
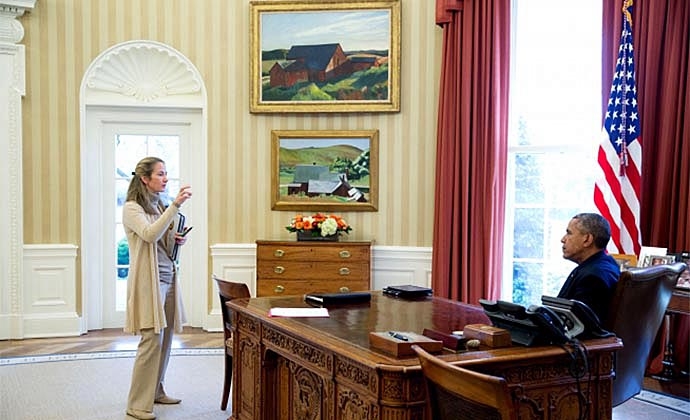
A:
[[123, 156, 192, 420]]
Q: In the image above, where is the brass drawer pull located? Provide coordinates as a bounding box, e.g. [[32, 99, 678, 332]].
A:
[[339, 267, 350, 276], [274, 249, 285, 257], [339, 286, 350, 293], [339, 250, 351, 259], [274, 266, 285, 274], [274, 285, 285, 294]]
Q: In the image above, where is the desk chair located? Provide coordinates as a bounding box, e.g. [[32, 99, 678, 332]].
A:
[[213, 275, 251, 411], [605, 261, 687, 407], [412, 345, 518, 420]]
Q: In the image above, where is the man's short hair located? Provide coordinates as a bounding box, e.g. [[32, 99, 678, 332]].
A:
[[573, 213, 611, 249]]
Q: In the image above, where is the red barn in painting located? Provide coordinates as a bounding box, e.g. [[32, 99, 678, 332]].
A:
[[269, 43, 376, 88]]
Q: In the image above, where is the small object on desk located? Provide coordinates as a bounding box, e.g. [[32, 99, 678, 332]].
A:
[[466, 339, 481, 349], [422, 328, 468, 351], [304, 291, 372, 306], [388, 331, 409, 341], [268, 307, 329, 318], [369, 331, 443, 357], [382, 285, 433, 299], [463, 324, 512, 348]]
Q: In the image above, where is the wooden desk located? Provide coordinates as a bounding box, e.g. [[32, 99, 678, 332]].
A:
[[228, 293, 622, 420], [667, 287, 690, 315]]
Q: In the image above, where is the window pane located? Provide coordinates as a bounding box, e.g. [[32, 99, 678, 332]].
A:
[[513, 208, 544, 259], [514, 153, 544, 203], [504, 1, 602, 304], [512, 262, 543, 306]]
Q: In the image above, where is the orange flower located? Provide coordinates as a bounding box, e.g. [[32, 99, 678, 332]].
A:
[[285, 213, 352, 235]]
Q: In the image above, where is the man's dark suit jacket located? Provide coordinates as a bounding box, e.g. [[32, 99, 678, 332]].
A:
[[557, 250, 620, 323]]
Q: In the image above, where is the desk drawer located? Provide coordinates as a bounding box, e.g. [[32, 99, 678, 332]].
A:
[[256, 261, 369, 281], [257, 279, 369, 297], [257, 243, 369, 262]]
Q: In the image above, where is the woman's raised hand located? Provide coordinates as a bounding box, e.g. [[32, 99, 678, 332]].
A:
[[174, 185, 192, 208]]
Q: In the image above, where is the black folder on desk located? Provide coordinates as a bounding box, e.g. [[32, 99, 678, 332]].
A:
[[304, 291, 372, 306], [382, 285, 433, 299]]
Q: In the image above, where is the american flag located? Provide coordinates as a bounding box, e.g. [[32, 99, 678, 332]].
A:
[[594, 0, 642, 256]]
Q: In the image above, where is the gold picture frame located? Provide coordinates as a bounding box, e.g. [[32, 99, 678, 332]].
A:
[[250, 0, 401, 113], [271, 130, 378, 211], [610, 253, 638, 271]]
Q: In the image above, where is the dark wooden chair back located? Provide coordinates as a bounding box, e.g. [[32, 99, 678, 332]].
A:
[[604, 261, 687, 407], [412, 345, 518, 420], [213, 274, 251, 411]]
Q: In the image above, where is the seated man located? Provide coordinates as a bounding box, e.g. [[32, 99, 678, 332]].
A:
[[558, 213, 620, 323]]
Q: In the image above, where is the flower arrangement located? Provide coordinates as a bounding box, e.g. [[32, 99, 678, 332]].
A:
[[285, 213, 352, 238]]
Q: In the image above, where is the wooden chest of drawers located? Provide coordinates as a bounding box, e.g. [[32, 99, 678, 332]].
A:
[[255, 240, 371, 297]]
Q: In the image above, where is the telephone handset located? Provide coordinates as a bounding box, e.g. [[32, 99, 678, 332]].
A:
[[525, 305, 570, 345], [540, 295, 614, 339]]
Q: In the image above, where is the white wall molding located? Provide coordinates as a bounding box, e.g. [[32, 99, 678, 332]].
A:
[[0, 0, 34, 340], [0, 1, 36, 44], [83, 40, 204, 107], [21, 244, 81, 338], [371, 246, 433, 290]]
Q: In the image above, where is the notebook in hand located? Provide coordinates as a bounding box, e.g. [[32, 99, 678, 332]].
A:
[[304, 291, 372, 306], [382, 285, 433, 299], [171, 212, 185, 261]]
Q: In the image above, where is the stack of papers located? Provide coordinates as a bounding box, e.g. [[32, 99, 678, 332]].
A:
[[268, 307, 330, 318]]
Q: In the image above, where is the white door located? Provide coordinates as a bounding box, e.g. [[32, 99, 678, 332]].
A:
[[83, 107, 206, 330]]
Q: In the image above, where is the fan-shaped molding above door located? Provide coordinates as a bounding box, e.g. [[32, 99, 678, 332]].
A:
[[82, 40, 204, 106]]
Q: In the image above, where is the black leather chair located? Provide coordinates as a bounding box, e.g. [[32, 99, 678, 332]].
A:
[[412, 345, 517, 420], [604, 261, 687, 407], [213, 275, 251, 411]]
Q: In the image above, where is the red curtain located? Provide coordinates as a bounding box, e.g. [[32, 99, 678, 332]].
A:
[[432, 0, 510, 304], [602, 0, 690, 376]]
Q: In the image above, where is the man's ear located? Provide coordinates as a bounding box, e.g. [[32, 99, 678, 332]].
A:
[[582, 233, 595, 247]]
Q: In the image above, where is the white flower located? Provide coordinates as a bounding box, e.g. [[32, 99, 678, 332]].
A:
[[319, 217, 338, 236]]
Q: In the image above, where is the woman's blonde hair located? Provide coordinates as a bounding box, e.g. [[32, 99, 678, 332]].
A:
[[126, 156, 165, 215]]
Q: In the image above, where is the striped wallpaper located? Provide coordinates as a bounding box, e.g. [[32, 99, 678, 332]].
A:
[[20, 0, 442, 247]]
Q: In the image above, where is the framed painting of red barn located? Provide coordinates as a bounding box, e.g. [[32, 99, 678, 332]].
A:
[[271, 130, 379, 211], [250, 0, 401, 113]]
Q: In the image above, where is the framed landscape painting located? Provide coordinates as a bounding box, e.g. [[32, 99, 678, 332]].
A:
[[250, 0, 401, 113], [271, 130, 378, 211]]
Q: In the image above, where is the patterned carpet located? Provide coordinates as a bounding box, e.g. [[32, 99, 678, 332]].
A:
[[0, 350, 228, 420], [1, 349, 688, 420]]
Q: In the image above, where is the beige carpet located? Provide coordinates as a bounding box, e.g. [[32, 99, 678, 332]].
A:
[[0, 350, 229, 420], [2, 350, 688, 420]]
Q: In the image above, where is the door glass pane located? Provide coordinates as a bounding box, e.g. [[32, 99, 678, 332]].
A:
[[115, 134, 180, 312]]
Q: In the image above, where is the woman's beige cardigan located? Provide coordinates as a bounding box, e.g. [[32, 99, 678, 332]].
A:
[[122, 201, 187, 334]]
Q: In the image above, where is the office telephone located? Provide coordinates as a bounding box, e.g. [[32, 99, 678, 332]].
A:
[[478, 296, 613, 346]]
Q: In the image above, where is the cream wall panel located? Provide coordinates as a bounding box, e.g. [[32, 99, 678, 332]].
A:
[[20, 0, 441, 249], [22, 244, 80, 337]]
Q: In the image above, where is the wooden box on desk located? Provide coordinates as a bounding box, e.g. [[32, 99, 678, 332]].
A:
[[369, 331, 443, 357], [463, 324, 512, 348]]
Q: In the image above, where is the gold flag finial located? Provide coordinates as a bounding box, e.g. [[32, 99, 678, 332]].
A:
[[622, 0, 633, 26]]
